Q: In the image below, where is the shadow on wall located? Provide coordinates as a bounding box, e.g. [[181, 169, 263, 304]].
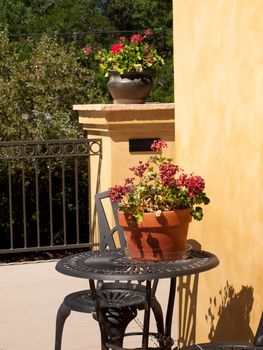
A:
[[206, 281, 254, 342], [177, 239, 201, 348], [177, 273, 199, 347], [177, 241, 254, 347]]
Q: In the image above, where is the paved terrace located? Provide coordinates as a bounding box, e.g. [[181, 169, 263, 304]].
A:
[[0, 259, 177, 350]]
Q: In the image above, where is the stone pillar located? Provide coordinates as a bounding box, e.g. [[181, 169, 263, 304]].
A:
[[74, 103, 175, 242]]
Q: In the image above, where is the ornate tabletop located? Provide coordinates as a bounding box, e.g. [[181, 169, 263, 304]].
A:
[[56, 248, 219, 281]]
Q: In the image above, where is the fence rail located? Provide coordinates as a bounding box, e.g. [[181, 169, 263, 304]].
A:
[[0, 139, 102, 254]]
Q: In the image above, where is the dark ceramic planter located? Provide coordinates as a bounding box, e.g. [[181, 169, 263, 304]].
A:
[[107, 71, 153, 104]]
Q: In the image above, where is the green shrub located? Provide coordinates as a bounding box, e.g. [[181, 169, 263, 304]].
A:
[[0, 30, 107, 141]]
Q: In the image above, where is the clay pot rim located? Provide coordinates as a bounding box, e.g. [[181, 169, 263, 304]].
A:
[[119, 208, 192, 216], [108, 70, 153, 79], [119, 209, 192, 227]]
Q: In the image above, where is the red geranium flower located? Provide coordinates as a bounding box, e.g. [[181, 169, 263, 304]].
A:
[[111, 44, 124, 54]]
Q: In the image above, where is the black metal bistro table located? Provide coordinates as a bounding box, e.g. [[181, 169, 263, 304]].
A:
[[56, 249, 219, 350]]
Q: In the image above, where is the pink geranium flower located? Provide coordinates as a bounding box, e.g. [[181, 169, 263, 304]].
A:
[[119, 36, 126, 42], [109, 140, 210, 223], [130, 34, 144, 45], [84, 45, 93, 55], [144, 28, 153, 38]]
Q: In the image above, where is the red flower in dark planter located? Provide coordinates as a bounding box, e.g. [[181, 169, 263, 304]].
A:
[[87, 28, 164, 76]]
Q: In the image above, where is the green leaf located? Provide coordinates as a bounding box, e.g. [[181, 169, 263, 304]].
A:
[[191, 207, 203, 221]]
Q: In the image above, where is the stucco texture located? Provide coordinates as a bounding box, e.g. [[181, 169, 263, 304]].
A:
[[173, 0, 263, 343]]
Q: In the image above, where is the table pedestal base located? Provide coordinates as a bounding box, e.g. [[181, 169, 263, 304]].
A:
[[94, 306, 138, 347], [106, 332, 174, 350]]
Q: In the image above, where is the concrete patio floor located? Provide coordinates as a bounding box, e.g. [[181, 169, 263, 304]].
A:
[[0, 259, 176, 350]]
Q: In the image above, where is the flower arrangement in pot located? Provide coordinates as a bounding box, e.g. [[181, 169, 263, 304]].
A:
[[84, 29, 164, 104], [109, 140, 210, 261]]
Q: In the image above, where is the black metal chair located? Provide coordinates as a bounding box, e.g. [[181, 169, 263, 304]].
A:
[[181, 313, 263, 350], [54, 190, 164, 350]]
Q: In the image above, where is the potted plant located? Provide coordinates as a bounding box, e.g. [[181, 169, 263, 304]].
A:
[[109, 140, 210, 261], [84, 29, 164, 104]]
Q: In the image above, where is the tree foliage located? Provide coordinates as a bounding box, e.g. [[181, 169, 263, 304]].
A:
[[0, 0, 173, 141], [0, 1, 173, 255], [0, 30, 107, 141]]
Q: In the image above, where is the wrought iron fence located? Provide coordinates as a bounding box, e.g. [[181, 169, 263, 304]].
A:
[[0, 139, 102, 254]]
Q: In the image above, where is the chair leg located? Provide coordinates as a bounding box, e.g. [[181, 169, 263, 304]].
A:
[[54, 302, 71, 350], [151, 298, 164, 334], [254, 313, 263, 346]]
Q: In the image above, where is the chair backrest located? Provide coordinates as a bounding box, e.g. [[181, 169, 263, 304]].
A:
[[95, 190, 126, 250], [94, 190, 159, 295]]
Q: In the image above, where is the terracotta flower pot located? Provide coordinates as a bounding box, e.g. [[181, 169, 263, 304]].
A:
[[107, 71, 152, 104], [118, 210, 192, 262]]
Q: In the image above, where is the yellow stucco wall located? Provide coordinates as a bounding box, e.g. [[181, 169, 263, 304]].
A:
[[173, 0, 263, 343]]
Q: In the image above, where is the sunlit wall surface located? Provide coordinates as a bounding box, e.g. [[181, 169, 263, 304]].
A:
[[173, 0, 263, 343]]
